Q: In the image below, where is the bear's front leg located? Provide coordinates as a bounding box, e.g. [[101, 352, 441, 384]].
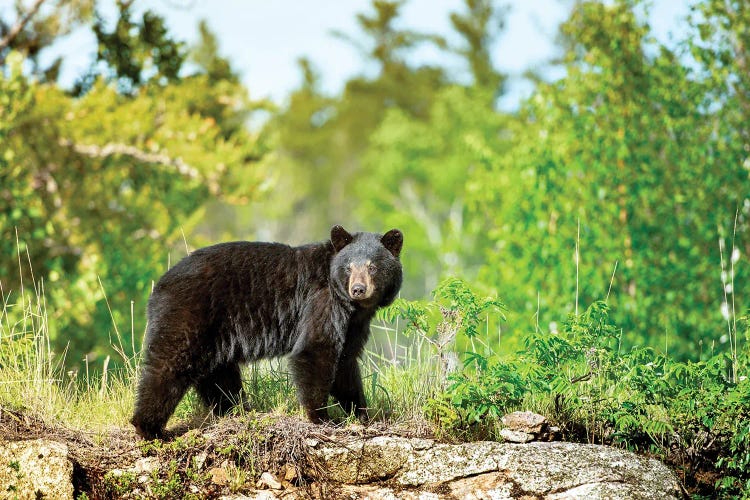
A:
[[331, 355, 368, 422], [288, 342, 339, 423]]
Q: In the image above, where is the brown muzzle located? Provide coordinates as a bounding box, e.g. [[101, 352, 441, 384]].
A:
[[348, 263, 374, 300]]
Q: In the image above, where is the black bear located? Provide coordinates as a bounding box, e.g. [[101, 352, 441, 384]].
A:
[[131, 225, 403, 439]]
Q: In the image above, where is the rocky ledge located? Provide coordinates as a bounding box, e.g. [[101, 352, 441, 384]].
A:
[[2, 431, 683, 499]]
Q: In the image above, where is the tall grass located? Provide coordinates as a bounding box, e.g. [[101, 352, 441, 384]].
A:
[[363, 319, 446, 423], [0, 279, 137, 431]]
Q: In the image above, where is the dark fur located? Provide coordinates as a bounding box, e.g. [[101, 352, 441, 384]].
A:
[[131, 226, 403, 439]]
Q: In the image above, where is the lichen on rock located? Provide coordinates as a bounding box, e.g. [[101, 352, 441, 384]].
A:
[[0, 438, 73, 500]]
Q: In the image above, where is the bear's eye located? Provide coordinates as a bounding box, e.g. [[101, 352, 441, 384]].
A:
[[368, 263, 377, 274]]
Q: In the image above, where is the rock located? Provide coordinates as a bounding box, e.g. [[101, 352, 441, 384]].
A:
[[9, 420, 679, 499], [447, 472, 516, 499], [501, 442, 682, 499], [306, 435, 416, 484], [396, 441, 501, 486], [500, 411, 561, 442], [133, 456, 159, 474], [500, 428, 535, 443], [193, 451, 208, 470], [0, 439, 74, 500], [258, 471, 282, 490], [307, 437, 682, 499], [337, 484, 424, 499], [502, 411, 548, 434]]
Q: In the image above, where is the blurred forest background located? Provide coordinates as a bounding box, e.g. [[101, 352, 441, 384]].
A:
[[1, 0, 748, 369]]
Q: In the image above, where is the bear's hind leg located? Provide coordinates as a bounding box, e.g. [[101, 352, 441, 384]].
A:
[[195, 363, 248, 416], [132, 365, 191, 439]]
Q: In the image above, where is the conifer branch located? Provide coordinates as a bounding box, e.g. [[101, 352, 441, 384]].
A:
[[0, 0, 47, 53]]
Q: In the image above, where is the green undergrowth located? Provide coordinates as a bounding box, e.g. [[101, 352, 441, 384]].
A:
[[375, 278, 750, 499], [2, 278, 749, 498]]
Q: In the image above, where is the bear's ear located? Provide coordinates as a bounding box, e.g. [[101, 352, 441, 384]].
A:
[[331, 225, 353, 252], [381, 229, 403, 258]]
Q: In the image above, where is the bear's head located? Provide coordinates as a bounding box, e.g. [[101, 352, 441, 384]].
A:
[[329, 225, 403, 309]]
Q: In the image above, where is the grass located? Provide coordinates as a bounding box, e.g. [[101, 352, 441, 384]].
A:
[[0, 282, 135, 431]]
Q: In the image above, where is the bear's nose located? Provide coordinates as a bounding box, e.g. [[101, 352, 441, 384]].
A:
[[351, 283, 367, 298]]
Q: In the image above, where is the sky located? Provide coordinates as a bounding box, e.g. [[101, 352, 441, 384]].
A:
[[35, 0, 690, 110]]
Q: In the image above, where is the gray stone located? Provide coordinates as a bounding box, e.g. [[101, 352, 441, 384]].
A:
[[307, 435, 415, 484], [501, 411, 548, 434], [306, 437, 682, 499], [396, 441, 502, 486], [3, 429, 682, 499], [499, 428, 535, 443], [0, 439, 73, 500]]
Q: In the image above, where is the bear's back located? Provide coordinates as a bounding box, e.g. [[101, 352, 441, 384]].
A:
[[145, 240, 334, 360]]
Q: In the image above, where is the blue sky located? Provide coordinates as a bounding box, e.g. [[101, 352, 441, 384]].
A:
[[37, 0, 690, 110]]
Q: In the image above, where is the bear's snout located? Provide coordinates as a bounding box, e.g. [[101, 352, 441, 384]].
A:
[[351, 283, 367, 297], [348, 263, 374, 300]]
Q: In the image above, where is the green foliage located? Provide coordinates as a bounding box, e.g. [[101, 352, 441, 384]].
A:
[[256, 0, 460, 242], [0, 0, 94, 81], [149, 459, 185, 499], [382, 282, 750, 496], [449, 0, 748, 358], [378, 278, 505, 344], [717, 414, 750, 495], [70, 3, 185, 95], [1, 16, 264, 366], [449, 0, 506, 94], [102, 470, 138, 497], [356, 84, 507, 297], [436, 360, 525, 428], [434, 278, 506, 338]]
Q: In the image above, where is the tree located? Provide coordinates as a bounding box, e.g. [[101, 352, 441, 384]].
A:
[[356, 85, 507, 297], [258, 0, 448, 244], [449, 0, 507, 96], [350, 0, 510, 297], [1, 7, 265, 367], [0, 0, 94, 81], [73, 1, 185, 95], [469, 0, 748, 357]]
